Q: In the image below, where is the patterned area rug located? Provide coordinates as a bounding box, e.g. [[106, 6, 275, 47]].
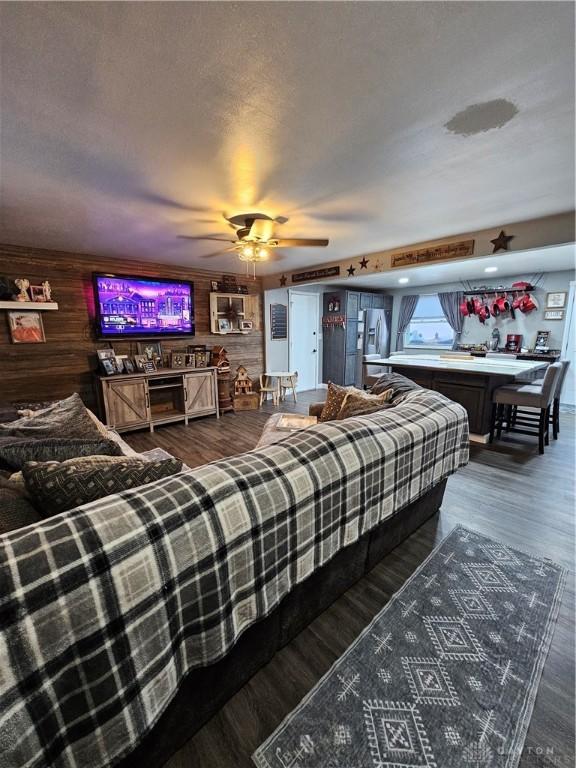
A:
[[253, 526, 565, 768]]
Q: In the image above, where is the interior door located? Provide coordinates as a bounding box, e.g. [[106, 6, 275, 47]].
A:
[[561, 281, 575, 406], [289, 292, 319, 391]]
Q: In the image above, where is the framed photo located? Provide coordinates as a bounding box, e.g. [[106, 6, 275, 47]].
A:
[[142, 360, 157, 374], [534, 330, 550, 351], [101, 359, 116, 376], [134, 355, 148, 371], [137, 341, 163, 365], [546, 292, 567, 309], [195, 351, 207, 368], [544, 310, 564, 321], [171, 351, 186, 368], [123, 358, 135, 374], [240, 320, 253, 331], [29, 285, 46, 303], [7, 311, 46, 343], [217, 318, 231, 333], [211, 280, 219, 292]]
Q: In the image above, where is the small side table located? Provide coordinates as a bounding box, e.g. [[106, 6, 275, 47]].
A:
[[266, 371, 298, 403]]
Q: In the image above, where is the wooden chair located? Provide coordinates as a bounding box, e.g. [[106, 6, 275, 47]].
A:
[[279, 372, 298, 403], [259, 374, 279, 406]]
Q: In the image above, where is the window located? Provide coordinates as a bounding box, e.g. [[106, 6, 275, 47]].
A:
[[404, 295, 454, 349]]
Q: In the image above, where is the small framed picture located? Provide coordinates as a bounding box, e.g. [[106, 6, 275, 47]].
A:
[[211, 280, 219, 292], [217, 318, 231, 333], [240, 320, 253, 331], [171, 351, 186, 368], [546, 292, 567, 309], [142, 360, 157, 374], [534, 330, 550, 351], [134, 355, 148, 371], [7, 311, 45, 343], [123, 358, 135, 374], [101, 359, 116, 376], [97, 348, 119, 373], [29, 285, 46, 303], [195, 351, 207, 368], [185, 353, 196, 368], [137, 341, 163, 365], [544, 309, 564, 321]]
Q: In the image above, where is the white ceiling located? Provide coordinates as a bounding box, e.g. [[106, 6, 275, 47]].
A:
[[325, 244, 575, 290], [0, 2, 574, 274]]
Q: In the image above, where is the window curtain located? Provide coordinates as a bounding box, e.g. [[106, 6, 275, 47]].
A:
[[438, 291, 464, 350], [396, 295, 419, 351]]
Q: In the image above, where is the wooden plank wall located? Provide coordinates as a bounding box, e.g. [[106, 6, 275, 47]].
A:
[[0, 244, 264, 409]]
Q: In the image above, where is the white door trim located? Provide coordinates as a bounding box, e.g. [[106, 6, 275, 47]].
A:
[[288, 290, 320, 390]]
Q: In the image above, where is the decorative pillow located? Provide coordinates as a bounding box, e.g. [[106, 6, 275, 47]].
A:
[[0, 394, 102, 440], [22, 456, 183, 515], [370, 372, 421, 401], [337, 388, 395, 420], [319, 382, 355, 422], [0, 469, 30, 498], [0, 436, 123, 471], [0, 488, 41, 534]]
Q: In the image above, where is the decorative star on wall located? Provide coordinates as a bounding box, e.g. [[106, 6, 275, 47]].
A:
[[359, 257, 369, 269], [279, 274, 287, 286], [490, 230, 514, 253], [347, 265, 356, 277]]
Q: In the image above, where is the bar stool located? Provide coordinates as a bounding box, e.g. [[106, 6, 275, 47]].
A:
[[527, 360, 570, 440], [489, 363, 562, 454]]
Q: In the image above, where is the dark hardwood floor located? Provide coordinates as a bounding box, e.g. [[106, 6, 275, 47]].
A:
[[125, 391, 575, 768]]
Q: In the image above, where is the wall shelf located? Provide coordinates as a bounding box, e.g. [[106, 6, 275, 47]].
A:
[[0, 301, 59, 311]]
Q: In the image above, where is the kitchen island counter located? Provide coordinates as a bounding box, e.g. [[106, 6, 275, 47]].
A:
[[368, 355, 547, 440]]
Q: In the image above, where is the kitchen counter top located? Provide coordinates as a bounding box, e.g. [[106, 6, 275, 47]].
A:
[[368, 355, 547, 378]]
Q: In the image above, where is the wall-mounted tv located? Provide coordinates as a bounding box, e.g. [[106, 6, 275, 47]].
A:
[[93, 273, 194, 338]]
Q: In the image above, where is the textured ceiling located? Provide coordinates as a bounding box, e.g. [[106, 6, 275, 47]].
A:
[[0, 2, 574, 274]]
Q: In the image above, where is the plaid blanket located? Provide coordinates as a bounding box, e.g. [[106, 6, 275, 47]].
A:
[[0, 389, 468, 768]]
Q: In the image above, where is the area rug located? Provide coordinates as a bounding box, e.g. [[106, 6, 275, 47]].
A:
[[253, 526, 565, 768]]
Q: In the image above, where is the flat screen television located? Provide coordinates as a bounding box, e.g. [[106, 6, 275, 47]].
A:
[[93, 273, 194, 338]]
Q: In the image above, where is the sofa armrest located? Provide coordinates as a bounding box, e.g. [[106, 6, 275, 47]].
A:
[[309, 401, 325, 418]]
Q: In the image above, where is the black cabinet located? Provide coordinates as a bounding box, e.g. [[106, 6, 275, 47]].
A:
[[322, 289, 390, 385]]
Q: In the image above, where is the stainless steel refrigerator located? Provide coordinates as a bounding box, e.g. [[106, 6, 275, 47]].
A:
[[355, 306, 392, 387]]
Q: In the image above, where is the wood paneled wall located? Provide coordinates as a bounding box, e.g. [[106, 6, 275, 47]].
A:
[[0, 244, 264, 409]]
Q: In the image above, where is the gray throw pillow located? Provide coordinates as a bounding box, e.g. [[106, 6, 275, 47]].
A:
[[0, 488, 41, 534], [0, 437, 123, 471], [22, 456, 183, 515], [0, 394, 101, 440], [370, 372, 422, 401]]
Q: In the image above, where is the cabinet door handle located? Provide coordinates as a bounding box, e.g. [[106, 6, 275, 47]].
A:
[[145, 392, 150, 408], [184, 387, 188, 401]]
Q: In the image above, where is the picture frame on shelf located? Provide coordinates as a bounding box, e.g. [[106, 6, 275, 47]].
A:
[[240, 320, 253, 331], [134, 355, 148, 372], [29, 285, 47, 303], [137, 341, 163, 366], [544, 310, 564, 321], [217, 318, 231, 333], [97, 348, 118, 373], [101, 359, 116, 376], [7, 311, 45, 343], [185, 353, 196, 368], [123, 358, 135, 374], [170, 351, 186, 368], [534, 330, 550, 352], [546, 292, 567, 309]]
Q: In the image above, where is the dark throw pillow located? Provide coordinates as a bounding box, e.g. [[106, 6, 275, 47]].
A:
[[319, 382, 355, 422], [370, 372, 422, 401], [22, 456, 184, 515], [0, 394, 101, 440], [337, 388, 395, 420], [0, 437, 123, 471], [0, 488, 41, 534]]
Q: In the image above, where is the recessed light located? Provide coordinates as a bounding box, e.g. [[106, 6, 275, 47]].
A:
[[484, 266, 498, 273], [398, 277, 409, 284]]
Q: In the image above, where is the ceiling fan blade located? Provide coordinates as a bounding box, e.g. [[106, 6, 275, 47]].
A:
[[200, 246, 239, 259], [178, 235, 235, 242], [249, 218, 276, 241], [275, 238, 329, 247]]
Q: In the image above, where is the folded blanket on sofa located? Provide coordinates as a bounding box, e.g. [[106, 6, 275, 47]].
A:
[[0, 388, 469, 768]]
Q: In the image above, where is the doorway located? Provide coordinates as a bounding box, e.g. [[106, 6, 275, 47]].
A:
[[561, 281, 575, 406], [289, 292, 319, 391]]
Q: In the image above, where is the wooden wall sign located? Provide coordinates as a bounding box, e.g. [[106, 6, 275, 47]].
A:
[[291, 266, 340, 283], [391, 240, 475, 268], [270, 303, 288, 339]]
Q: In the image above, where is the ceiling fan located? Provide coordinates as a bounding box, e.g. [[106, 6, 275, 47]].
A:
[[178, 213, 329, 268]]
